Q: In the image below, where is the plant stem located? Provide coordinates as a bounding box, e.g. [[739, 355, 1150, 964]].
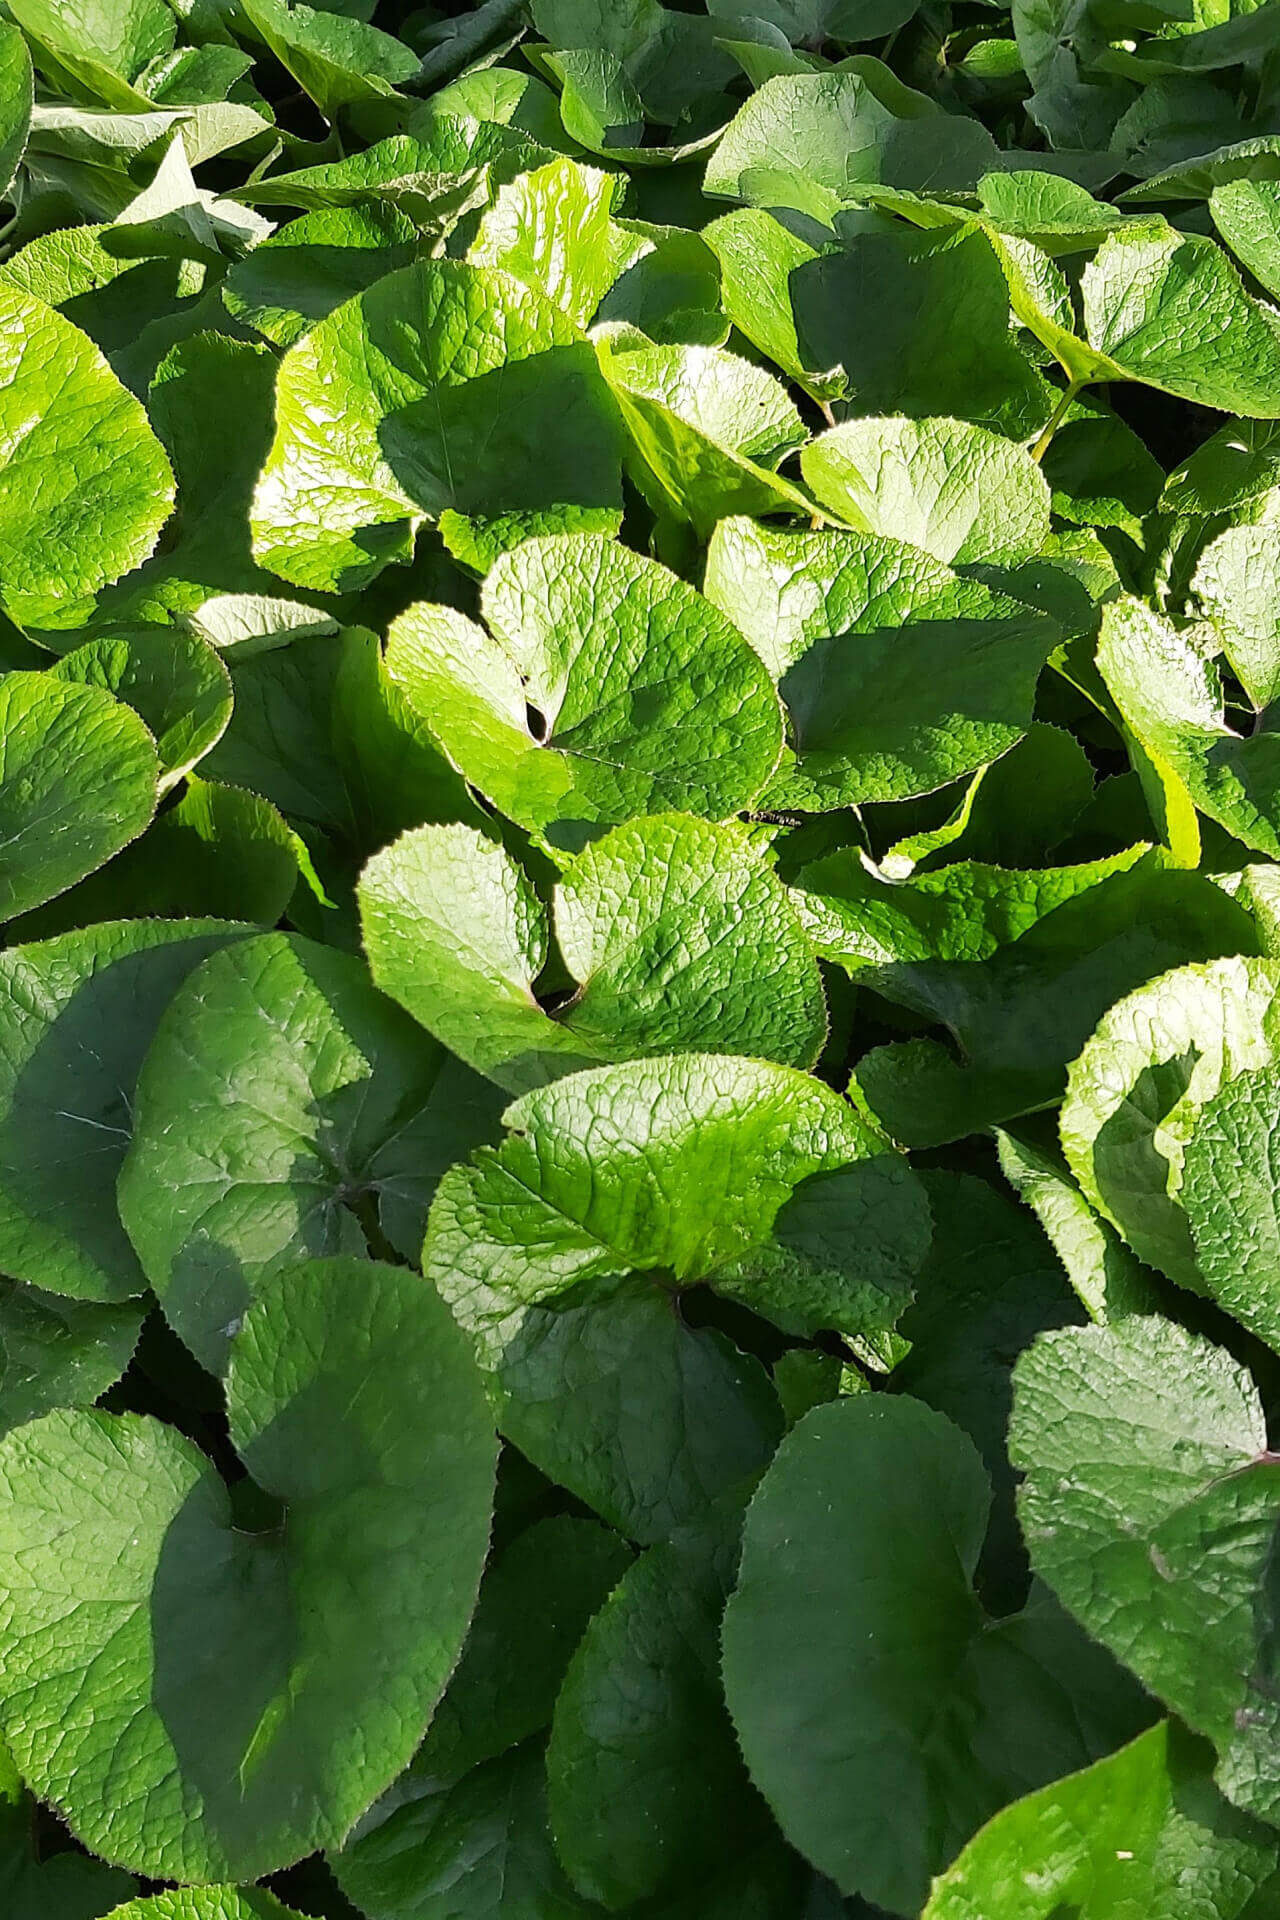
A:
[[1031, 378, 1085, 463]]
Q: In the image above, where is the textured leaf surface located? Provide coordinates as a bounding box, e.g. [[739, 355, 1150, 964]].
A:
[[119, 931, 500, 1369], [802, 416, 1051, 566], [0, 919, 252, 1303], [424, 1053, 909, 1352], [1099, 596, 1280, 859], [466, 1273, 783, 1546], [704, 517, 1057, 809], [1082, 221, 1280, 416], [386, 535, 783, 844], [251, 261, 622, 593], [0, 1259, 495, 1881], [51, 627, 231, 792], [924, 1720, 1280, 1920], [0, 674, 158, 921], [0, 284, 173, 625], [334, 1741, 599, 1920], [1061, 956, 1280, 1287], [359, 814, 826, 1091], [0, 1283, 143, 1439], [723, 1393, 1150, 1913], [1011, 1315, 1280, 1829], [599, 337, 812, 535], [1184, 1064, 1280, 1353], [100, 1896, 302, 1920], [547, 1507, 762, 1909]]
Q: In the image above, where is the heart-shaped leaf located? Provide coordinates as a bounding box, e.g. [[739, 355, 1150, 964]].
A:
[[0, 920, 255, 1303], [704, 517, 1058, 810], [0, 674, 159, 920], [251, 260, 623, 593], [1061, 955, 1280, 1288], [385, 534, 783, 848], [0, 1256, 496, 1884], [51, 627, 231, 793], [118, 930, 501, 1369], [1012, 1314, 1280, 1830], [358, 814, 826, 1091], [0, 284, 173, 626], [722, 1393, 1151, 1913]]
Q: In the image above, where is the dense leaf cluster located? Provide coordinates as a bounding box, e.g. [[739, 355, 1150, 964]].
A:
[[7, 0, 1280, 1916]]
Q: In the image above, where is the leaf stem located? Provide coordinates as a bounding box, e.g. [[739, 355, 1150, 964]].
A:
[[1030, 378, 1085, 463]]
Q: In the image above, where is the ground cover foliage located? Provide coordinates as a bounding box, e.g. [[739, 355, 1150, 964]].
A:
[[9, 0, 1280, 1915]]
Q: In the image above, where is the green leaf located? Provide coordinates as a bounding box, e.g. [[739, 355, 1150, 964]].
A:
[[1192, 523, 1280, 710], [0, 1256, 496, 1882], [789, 223, 1053, 439], [847, 857, 1257, 1107], [0, 1283, 144, 1439], [330, 1515, 633, 1911], [1010, 1313, 1280, 1831], [801, 416, 1051, 566], [703, 517, 1058, 811], [708, 0, 920, 43], [0, 673, 159, 922], [722, 1393, 1151, 1913], [204, 626, 478, 851], [251, 260, 624, 593], [547, 1506, 762, 1909], [1082, 218, 1280, 417], [893, 1169, 1082, 1600], [239, 0, 419, 118], [1183, 1064, 1280, 1352], [234, 119, 547, 218], [384, 534, 783, 847], [704, 70, 1001, 215], [1122, 135, 1280, 207], [923, 1720, 1280, 1920], [995, 1127, 1161, 1323], [222, 205, 418, 349], [358, 814, 826, 1091], [336, 1740, 600, 1920], [0, 919, 254, 1302], [11, 777, 299, 937], [593, 219, 725, 348], [359, 822, 595, 1092], [0, 25, 33, 202], [423, 1054, 907, 1351], [2, 1746, 137, 1920], [1040, 397, 1164, 539], [597, 336, 813, 536], [0, 222, 209, 364], [976, 168, 1122, 250], [9, 0, 175, 92], [703, 207, 844, 403], [94, 1896, 304, 1920], [425, 67, 566, 144], [100, 332, 328, 624], [402, 1514, 632, 1786], [1099, 594, 1280, 859], [468, 155, 632, 329], [795, 845, 1145, 974], [853, 1033, 1058, 1150], [1162, 418, 1280, 519], [451, 1272, 783, 1546], [0, 284, 174, 625], [1212, 177, 1280, 302], [1061, 955, 1280, 1288], [118, 931, 501, 1369], [51, 627, 232, 792]]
